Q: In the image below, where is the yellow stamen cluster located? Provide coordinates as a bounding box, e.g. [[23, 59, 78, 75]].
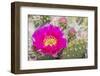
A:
[[43, 36, 57, 46]]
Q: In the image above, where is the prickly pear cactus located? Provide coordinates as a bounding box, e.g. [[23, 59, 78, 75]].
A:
[[61, 39, 87, 59], [28, 46, 53, 60], [33, 15, 51, 28]]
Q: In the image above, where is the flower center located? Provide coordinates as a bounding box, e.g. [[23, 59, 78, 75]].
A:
[[43, 36, 57, 46]]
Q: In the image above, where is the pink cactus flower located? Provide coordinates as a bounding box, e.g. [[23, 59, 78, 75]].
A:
[[59, 17, 67, 24], [32, 23, 68, 57], [69, 27, 76, 36]]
